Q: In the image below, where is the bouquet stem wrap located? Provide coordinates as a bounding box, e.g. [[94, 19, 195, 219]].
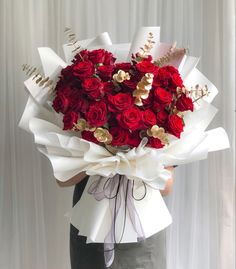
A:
[[88, 174, 146, 267]]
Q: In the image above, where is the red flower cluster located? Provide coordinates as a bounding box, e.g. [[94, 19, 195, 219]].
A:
[[52, 48, 194, 149]]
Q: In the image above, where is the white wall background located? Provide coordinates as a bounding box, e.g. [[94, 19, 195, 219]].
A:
[[0, 0, 235, 268]]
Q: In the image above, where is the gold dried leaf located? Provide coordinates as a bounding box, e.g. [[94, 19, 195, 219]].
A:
[[22, 64, 55, 90], [73, 119, 87, 131], [113, 70, 130, 83], [147, 125, 169, 145], [138, 32, 155, 58], [155, 42, 187, 67], [94, 128, 112, 144], [133, 73, 154, 105]]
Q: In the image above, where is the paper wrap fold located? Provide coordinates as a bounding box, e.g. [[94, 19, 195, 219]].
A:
[[19, 27, 230, 244]]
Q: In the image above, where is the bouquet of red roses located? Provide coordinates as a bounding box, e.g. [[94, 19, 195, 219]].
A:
[[52, 33, 194, 151], [19, 27, 229, 267]]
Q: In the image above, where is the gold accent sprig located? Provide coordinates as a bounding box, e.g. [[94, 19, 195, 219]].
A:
[[155, 42, 187, 67], [22, 64, 54, 90], [137, 32, 155, 58], [73, 119, 96, 132], [113, 70, 130, 83], [176, 85, 210, 103], [133, 73, 154, 106], [64, 27, 82, 57], [94, 128, 112, 144], [147, 125, 169, 145]]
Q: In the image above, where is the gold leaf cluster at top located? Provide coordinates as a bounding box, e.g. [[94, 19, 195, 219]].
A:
[[113, 70, 130, 83], [147, 125, 169, 145], [133, 73, 154, 106], [138, 32, 155, 58], [94, 128, 112, 144]]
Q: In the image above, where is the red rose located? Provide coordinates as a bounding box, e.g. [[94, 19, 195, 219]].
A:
[[71, 93, 89, 113], [141, 109, 156, 128], [63, 111, 79, 130], [81, 130, 99, 144], [171, 73, 183, 89], [103, 81, 114, 94], [142, 91, 154, 109], [136, 60, 158, 74], [73, 49, 89, 63], [163, 65, 179, 74], [104, 51, 116, 65], [89, 49, 105, 64], [117, 107, 142, 131], [127, 131, 142, 147], [52, 94, 70, 113], [122, 79, 137, 91], [115, 63, 132, 72], [166, 114, 184, 138], [176, 94, 194, 112], [59, 65, 74, 82], [56, 85, 74, 97], [108, 93, 133, 112], [82, 78, 104, 99], [73, 61, 94, 79], [110, 127, 129, 146], [156, 110, 168, 126], [97, 65, 114, 80], [86, 101, 107, 127], [154, 87, 173, 105], [153, 67, 172, 88], [148, 137, 164, 149]]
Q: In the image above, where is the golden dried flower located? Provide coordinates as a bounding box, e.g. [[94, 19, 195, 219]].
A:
[[73, 119, 96, 132], [113, 70, 130, 83], [133, 73, 154, 106], [147, 125, 169, 145], [94, 128, 112, 144]]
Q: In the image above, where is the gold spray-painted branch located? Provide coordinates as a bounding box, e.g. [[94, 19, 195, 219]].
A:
[[64, 27, 83, 59], [147, 125, 169, 145], [133, 73, 154, 106], [176, 85, 209, 102], [22, 64, 54, 90], [137, 32, 155, 58], [155, 42, 187, 67]]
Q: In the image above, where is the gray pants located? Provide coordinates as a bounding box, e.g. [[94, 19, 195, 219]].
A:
[[70, 225, 166, 269]]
